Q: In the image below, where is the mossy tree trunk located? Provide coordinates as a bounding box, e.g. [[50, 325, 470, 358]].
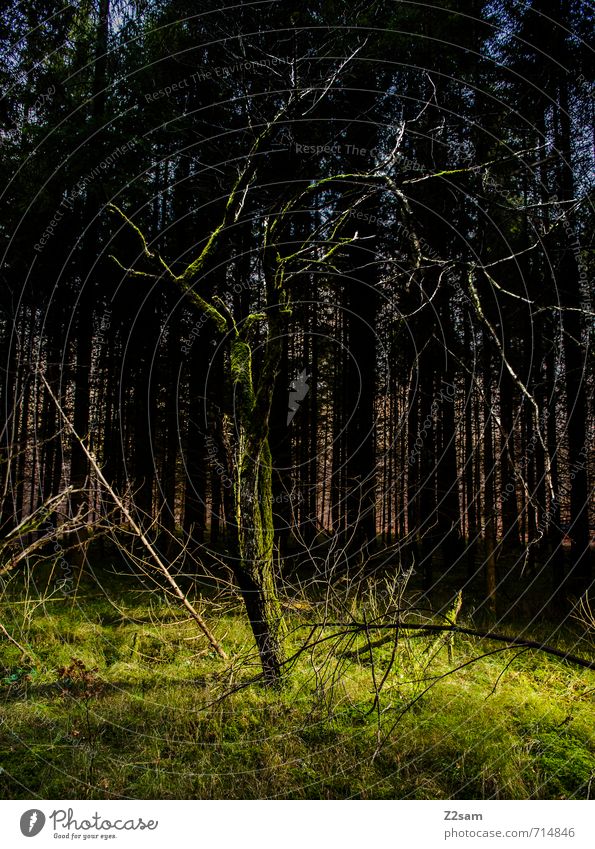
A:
[[229, 327, 285, 684], [235, 436, 284, 682]]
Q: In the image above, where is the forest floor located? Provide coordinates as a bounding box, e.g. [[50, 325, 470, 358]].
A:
[[0, 571, 594, 800]]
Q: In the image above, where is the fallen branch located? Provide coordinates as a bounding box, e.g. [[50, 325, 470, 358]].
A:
[[0, 620, 34, 661], [305, 622, 595, 671], [40, 373, 227, 660]]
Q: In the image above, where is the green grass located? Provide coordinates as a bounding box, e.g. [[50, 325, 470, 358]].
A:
[[0, 580, 593, 799]]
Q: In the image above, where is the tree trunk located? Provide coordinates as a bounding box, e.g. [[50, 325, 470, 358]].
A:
[[230, 330, 285, 684], [483, 339, 497, 616], [235, 437, 284, 683]]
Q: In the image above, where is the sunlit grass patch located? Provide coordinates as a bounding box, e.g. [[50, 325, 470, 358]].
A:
[[0, 585, 593, 799]]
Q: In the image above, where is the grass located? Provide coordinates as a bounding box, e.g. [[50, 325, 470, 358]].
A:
[[0, 572, 593, 800]]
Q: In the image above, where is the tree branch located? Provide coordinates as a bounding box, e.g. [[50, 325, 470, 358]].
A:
[[39, 372, 227, 660], [305, 621, 595, 671]]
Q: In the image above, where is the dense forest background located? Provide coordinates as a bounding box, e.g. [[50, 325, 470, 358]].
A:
[[1, 0, 592, 605], [0, 0, 593, 800]]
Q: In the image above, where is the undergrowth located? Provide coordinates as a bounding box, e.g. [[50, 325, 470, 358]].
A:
[[0, 579, 593, 800]]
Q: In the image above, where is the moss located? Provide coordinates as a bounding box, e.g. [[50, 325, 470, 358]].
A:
[[230, 337, 255, 418], [1, 586, 593, 799], [235, 434, 285, 663]]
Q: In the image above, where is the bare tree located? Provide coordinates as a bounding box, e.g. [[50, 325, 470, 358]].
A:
[[107, 88, 389, 682]]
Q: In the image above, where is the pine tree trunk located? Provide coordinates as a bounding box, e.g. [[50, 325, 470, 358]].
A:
[[483, 339, 497, 615]]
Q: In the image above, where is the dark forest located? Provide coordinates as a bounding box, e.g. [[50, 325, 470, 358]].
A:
[[0, 0, 593, 801]]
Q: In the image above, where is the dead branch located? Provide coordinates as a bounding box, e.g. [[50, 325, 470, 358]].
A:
[[40, 373, 227, 660], [304, 621, 595, 671], [0, 619, 34, 660]]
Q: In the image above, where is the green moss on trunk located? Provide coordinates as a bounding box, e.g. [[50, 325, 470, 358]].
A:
[[230, 336, 284, 684]]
